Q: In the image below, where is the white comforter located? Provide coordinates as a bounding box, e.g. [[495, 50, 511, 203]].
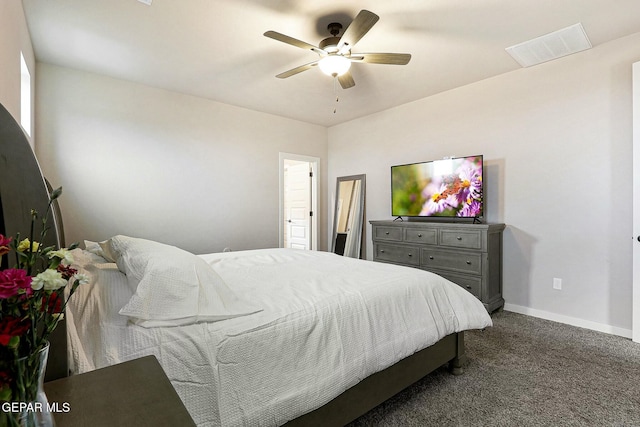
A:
[[67, 248, 492, 427]]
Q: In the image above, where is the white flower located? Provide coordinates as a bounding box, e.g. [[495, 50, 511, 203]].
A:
[[48, 248, 74, 265], [32, 269, 67, 291], [72, 273, 90, 286], [31, 277, 44, 291]]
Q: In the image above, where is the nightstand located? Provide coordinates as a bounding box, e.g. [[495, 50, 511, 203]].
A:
[[44, 355, 195, 427]]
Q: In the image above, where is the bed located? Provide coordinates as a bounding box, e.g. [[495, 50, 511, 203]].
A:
[[0, 101, 492, 426], [64, 236, 492, 426]]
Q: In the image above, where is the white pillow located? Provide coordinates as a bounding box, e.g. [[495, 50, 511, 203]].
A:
[[104, 235, 262, 327], [84, 240, 116, 262]]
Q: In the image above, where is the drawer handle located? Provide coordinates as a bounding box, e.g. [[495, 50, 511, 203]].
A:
[[466, 285, 472, 290], [380, 250, 385, 253], [418, 233, 423, 237], [408, 253, 412, 257], [457, 236, 463, 241], [429, 256, 434, 260], [466, 260, 472, 265], [385, 231, 390, 235]]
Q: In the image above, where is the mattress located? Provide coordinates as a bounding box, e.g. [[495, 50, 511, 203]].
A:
[[66, 247, 492, 426]]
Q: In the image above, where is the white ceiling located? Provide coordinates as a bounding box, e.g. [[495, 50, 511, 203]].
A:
[[22, 0, 640, 127]]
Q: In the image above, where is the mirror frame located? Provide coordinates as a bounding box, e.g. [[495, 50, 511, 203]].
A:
[[331, 174, 366, 259]]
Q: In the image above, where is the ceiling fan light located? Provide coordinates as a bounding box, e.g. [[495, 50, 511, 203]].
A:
[[318, 55, 351, 77]]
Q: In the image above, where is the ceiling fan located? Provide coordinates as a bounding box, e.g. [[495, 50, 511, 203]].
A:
[[264, 10, 411, 89]]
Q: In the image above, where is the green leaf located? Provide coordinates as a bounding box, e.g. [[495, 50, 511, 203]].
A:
[[41, 245, 55, 254], [50, 186, 63, 200], [8, 336, 20, 349]]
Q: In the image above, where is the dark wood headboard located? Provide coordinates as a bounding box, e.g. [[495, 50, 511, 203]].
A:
[[0, 102, 67, 380]]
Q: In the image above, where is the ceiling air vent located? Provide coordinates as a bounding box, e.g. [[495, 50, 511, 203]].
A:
[[505, 23, 592, 68]]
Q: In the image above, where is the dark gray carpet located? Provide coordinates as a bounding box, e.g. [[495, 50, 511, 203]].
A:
[[348, 310, 640, 427]]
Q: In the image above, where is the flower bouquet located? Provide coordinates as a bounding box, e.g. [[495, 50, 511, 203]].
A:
[[0, 188, 86, 427]]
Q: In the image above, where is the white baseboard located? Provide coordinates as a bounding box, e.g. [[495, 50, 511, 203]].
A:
[[503, 303, 633, 339]]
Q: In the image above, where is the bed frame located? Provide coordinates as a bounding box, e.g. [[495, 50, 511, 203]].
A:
[[286, 332, 465, 426], [0, 101, 466, 426]]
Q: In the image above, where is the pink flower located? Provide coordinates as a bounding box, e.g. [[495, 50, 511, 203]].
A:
[[0, 269, 33, 299], [0, 234, 11, 257]]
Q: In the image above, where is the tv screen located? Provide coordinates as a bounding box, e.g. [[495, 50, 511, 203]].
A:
[[391, 155, 483, 218]]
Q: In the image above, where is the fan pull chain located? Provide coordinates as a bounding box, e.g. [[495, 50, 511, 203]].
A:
[[333, 77, 339, 114]]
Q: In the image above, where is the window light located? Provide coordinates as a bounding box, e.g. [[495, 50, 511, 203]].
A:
[[20, 53, 31, 137]]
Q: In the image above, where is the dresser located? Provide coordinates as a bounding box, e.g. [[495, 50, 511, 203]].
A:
[[370, 220, 505, 312]]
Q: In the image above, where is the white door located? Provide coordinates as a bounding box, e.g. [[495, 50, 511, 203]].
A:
[[285, 161, 311, 249], [632, 62, 640, 343], [279, 153, 319, 251]]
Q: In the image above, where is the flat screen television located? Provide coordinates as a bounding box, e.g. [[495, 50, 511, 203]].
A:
[[391, 155, 483, 219]]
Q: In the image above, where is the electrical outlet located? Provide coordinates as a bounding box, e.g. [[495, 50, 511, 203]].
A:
[[553, 278, 562, 290]]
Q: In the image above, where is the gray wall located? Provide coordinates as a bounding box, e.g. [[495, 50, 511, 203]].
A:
[[328, 32, 640, 336], [35, 64, 328, 254]]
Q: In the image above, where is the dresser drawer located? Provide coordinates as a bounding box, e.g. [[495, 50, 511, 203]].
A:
[[375, 243, 420, 266], [434, 270, 482, 299], [373, 226, 403, 242], [405, 228, 437, 245], [440, 229, 483, 250], [421, 249, 482, 275]]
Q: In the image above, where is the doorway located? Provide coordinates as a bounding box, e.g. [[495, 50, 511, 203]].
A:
[[279, 153, 319, 250], [633, 62, 640, 343]]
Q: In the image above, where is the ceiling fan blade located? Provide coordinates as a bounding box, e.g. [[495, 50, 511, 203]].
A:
[[338, 71, 355, 89], [350, 53, 412, 65], [275, 61, 319, 79], [337, 10, 379, 52], [264, 31, 325, 55]]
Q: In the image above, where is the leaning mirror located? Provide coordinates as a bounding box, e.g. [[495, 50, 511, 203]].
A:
[[331, 174, 366, 258]]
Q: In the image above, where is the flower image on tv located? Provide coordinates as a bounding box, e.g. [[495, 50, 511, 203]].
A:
[[391, 155, 483, 218]]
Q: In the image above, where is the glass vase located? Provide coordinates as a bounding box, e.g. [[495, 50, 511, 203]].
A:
[[2, 342, 56, 427]]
